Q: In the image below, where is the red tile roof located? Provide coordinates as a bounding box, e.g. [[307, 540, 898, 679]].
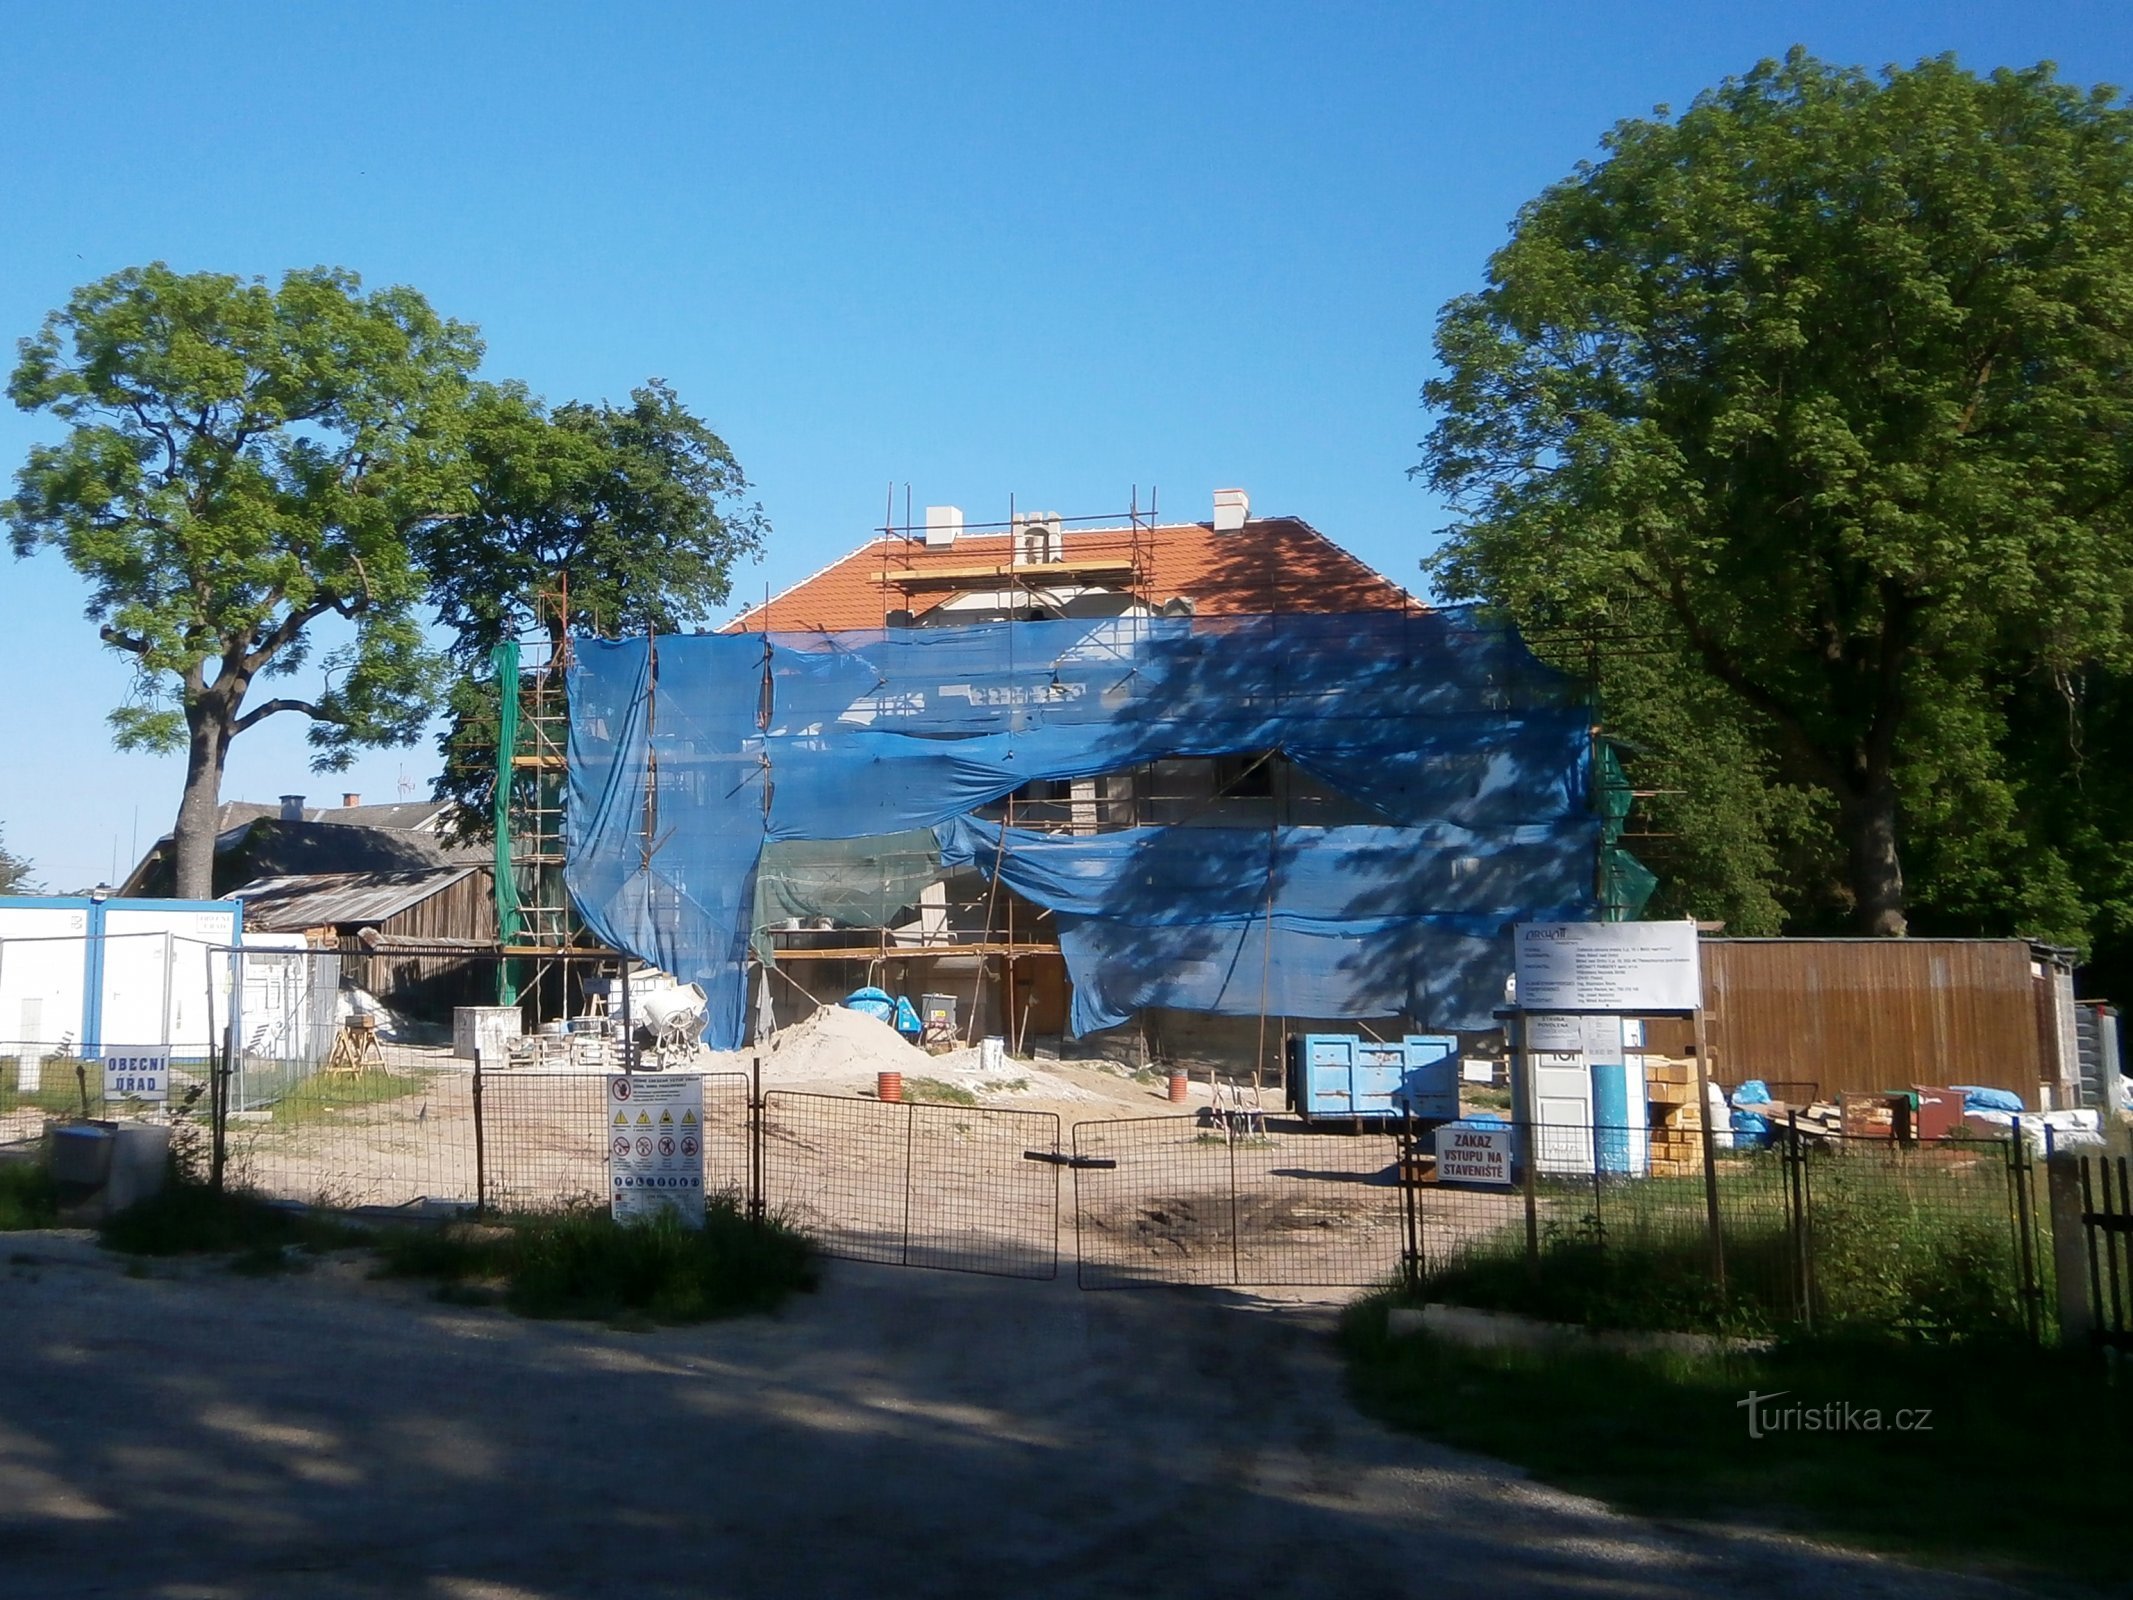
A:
[[722, 517, 1422, 634]]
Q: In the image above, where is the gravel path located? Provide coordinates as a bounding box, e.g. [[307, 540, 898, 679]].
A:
[[0, 1235, 2038, 1600]]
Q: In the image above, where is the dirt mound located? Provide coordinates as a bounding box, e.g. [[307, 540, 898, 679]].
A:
[[698, 1004, 1101, 1103]]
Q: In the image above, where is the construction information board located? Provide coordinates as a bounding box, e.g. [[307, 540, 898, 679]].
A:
[[1435, 1124, 1514, 1187], [1513, 921, 1700, 1013], [102, 1049, 169, 1104], [607, 1072, 706, 1227]]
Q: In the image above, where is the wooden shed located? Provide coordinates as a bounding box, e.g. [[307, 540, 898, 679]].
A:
[[230, 868, 498, 1020], [1677, 938, 2079, 1110]]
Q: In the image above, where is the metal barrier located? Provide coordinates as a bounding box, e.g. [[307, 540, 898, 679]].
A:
[[762, 1091, 1060, 1280], [0, 943, 2066, 1326], [1072, 1113, 1407, 1289], [2075, 1153, 2131, 1353]]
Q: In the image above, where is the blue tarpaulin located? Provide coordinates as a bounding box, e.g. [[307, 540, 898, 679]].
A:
[[566, 609, 1602, 1048]]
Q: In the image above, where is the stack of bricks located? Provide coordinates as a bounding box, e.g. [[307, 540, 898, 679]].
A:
[[1645, 1058, 1706, 1178]]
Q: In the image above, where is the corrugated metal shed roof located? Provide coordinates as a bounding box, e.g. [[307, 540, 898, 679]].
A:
[[227, 868, 480, 931]]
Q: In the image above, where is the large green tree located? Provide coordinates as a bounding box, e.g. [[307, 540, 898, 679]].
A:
[[1421, 51, 2133, 937], [6, 264, 481, 899], [422, 378, 767, 837]]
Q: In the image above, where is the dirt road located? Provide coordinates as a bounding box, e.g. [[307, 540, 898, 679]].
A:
[[0, 1237, 2029, 1600]]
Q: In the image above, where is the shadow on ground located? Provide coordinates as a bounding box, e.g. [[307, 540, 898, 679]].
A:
[[0, 1237, 2032, 1599]]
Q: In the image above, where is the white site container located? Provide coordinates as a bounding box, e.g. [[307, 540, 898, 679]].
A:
[[455, 1005, 524, 1061], [0, 900, 91, 1050], [99, 903, 241, 1054]]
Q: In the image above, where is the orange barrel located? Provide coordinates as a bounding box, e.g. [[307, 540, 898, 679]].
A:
[[877, 1071, 904, 1103], [1167, 1068, 1189, 1104]]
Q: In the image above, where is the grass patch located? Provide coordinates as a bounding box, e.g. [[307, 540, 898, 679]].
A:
[[0, 1062, 216, 1121], [373, 1198, 816, 1324], [0, 1066, 101, 1119], [1422, 1150, 2031, 1341], [1342, 1296, 2131, 1586], [0, 1157, 60, 1229], [99, 1180, 369, 1259], [265, 1069, 430, 1126], [903, 1077, 979, 1106], [1461, 1086, 1512, 1111]]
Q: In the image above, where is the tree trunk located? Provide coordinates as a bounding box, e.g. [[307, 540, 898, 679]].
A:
[[1841, 776, 1907, 936], [170, 706, 231, 901]]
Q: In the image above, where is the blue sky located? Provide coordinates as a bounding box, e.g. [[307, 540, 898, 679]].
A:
[[2, 2, 2127, 891]]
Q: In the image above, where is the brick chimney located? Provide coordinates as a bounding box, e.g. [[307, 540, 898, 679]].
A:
[[342, 793, 361, 808]]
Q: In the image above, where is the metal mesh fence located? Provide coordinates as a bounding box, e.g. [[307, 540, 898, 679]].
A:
[[225, 1058, 477, 1208], [1073, 1114, 1409, 1289], [762, 1091, 1060, 1279], [1802, 1131, 2045, 1340], [0, 933, 2064, 1331], [1399, 1120, 2044, 1339], [479, 1070, 751, 1213], [1, 1043, 214, 1133]]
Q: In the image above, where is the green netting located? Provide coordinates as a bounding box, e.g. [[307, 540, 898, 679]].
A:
[[749, 830, 945, 961], [1597, 741, 1658, 920], [1602, 846, 1660, 920], [491, 638, 523, 1004]]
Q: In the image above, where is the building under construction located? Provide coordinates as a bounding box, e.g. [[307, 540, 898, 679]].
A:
[[545, 491, 1645, 1070]]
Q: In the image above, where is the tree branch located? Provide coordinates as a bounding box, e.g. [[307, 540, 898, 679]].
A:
[[1627, 564, 1847, 789], [241, 599, 334, 676], [98, 625, 150, 657], [231, 697, 332, 735]]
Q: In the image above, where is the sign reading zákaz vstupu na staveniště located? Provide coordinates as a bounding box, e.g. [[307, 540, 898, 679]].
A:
[[1513, 921, 1700, 1013]]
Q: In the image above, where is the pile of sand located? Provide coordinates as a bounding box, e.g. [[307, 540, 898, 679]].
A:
[[696, 1003, 1101, 1103]]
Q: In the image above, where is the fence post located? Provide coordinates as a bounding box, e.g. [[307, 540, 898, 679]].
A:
[[208, 946, 233, 1196], [1590, 1139, 1605, 1250], [471, 1052, 487, 1215], [1690, 1008, 1727, 1294], [899, 1099, 916, 1268], [1785, 1110, 1811, 1331], [1512, 1022, 1539, 1276], [1227, 1116, 1242, 1286], [1399, 1110, 1423, 1291], [2011, 1129, 2044, 1346], [2047, 1148, 2094, 1352], [749, 1052, 764, 1230]]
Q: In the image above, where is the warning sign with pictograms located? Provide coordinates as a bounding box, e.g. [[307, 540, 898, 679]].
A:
[[606, 1072, 706, 1227]]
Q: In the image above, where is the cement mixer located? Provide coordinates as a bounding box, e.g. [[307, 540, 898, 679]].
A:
[[626, 972, 707, 1067]]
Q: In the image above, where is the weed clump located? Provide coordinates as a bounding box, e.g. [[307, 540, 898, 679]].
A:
[[374, 1197, 816, 1324]]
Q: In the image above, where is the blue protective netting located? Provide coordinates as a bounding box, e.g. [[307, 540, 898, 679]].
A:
[[567, 609, 1599, 1048]]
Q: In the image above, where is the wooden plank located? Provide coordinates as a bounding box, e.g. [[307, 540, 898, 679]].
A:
[[772, 947, 1062, 960], [880, 556, 1138, 587]]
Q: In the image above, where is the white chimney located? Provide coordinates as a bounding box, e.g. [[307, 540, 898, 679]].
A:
[[1012, 511, 1063, 565], [922, 505, 962, 548], [1213, 488, 1249, 533], [279, 794, 306, 822]]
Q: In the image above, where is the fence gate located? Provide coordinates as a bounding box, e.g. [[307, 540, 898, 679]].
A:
[[1071, 1113, 1406, 1290], [2079, 1154, 2133, 1353], [761, 1091, 1061, 1280]]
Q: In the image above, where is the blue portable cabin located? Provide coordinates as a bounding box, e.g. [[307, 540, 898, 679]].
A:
[[1285, 1032, 1458, 1127]]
